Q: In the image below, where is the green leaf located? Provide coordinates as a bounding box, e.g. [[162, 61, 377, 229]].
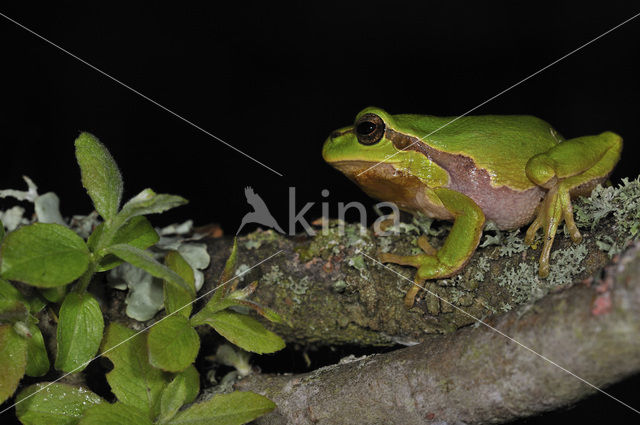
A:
[[25, 322, 50, 376], [216, 238, 238, 300], [163, 251, 195, 318], [0, 324, 27, 404], [170, 391, 275, 425], [0, 223, 90, 288], [192, 296, 284, 327], [147, 315, 199, 372], [190, 299, 231, 326], [40, 286, 67, 303], [27, 295, 48, 314], [101, 323, 169, 418], [117, 188, 187, 223], [89, 217, 160, 272], [0, 299, 28, 322], [227, 280, 258, 299], [105, 244, 194, 296], [221, 238, 238, 284], [15, 382, 103, 425], [85, 221, 104, 252], [75, 132, 123, 221], [233, 299, 284, 324], [191, 239, 239, 322], [157, 365, 200, 423], [0, 276, 24, 302], [0, 277, 29, 322], [111, 215, 160, 248], [178, 365, 200, 404], [79, 402, 153, 425], [199, 310, 285, 354], [55, 292, 104, 373]]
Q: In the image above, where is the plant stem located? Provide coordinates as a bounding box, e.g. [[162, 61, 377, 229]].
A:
[[75, 261, 96, 293], [94, 217, 121, 254], [75, 215, 125, 294]]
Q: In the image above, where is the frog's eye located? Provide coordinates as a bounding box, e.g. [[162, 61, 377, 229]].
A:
[[355, 113, 385, 146]]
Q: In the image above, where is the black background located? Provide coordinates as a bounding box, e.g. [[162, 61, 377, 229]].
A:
[[1, 2, 639, 424]]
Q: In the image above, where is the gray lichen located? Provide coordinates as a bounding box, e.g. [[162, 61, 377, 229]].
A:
[[496, 243, 588, 305], [574, 177, 640, 257]]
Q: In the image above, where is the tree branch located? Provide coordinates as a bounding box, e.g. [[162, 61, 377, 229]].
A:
[[199, 215, 612, 347], [234, 241, 640, 424]]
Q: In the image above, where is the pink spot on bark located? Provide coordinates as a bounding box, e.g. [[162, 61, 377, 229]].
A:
[[592, 292, 612, 316], [305, 258, 321, 269]]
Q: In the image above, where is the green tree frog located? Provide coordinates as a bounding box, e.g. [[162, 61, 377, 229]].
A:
[[322, 107, 622, 308]]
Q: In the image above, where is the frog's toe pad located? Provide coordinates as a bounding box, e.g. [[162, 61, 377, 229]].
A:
[[404, 284, 421, 308]]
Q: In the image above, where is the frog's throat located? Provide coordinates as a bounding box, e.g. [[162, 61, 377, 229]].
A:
[[328, 159, 454, 220]]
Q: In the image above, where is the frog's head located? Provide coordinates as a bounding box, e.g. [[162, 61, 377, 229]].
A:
[[322, 107, 448, 193], [322, 106, 399, 170]]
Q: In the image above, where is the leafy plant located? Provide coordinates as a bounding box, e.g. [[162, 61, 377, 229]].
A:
[[148, 240, 285, 373], [0, 132, 286, 425], [15, 322, 275, 425], [0, 277, 49, 403], [0, 132, 190, 395], [188, 239, 285, 353], [14, 242, 283, 425]]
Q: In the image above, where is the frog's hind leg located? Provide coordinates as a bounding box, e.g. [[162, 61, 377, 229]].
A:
[[379, 188, 485, 308], [525, 131, 622, 277]]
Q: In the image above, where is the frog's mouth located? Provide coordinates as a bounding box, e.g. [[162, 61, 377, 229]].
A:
[[329, 160, 398, 178]]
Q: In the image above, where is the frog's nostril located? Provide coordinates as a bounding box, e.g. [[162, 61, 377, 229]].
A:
[[330, 131, 341, 139]]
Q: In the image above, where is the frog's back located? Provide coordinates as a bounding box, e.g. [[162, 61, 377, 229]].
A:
[[392, 114, 561, 191]]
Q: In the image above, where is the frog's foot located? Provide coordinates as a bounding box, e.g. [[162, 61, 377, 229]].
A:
[[378, 236, 450, 308], [524, 131, 622, 277], [524, 184, 578, 277], [378, 252, 447, 308]]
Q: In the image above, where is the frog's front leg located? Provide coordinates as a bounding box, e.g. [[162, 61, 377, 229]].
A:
[[379, 187, 485, 308], [525, 131, 622, 277]]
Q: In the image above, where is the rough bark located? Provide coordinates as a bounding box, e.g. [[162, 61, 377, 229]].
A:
[[196, 216, 611, 347], [234, 241, 640, 424]]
